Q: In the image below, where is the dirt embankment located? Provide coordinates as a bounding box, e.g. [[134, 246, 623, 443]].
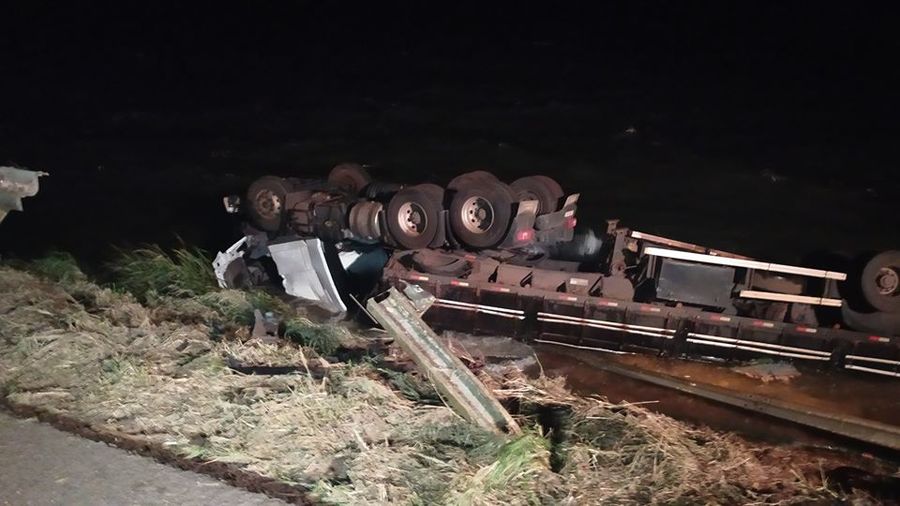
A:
[[1, 263, 893, 504]]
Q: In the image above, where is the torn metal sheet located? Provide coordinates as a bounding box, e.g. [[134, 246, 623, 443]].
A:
[[268, 238, 347, 315], [213, 236, 250, 288], [0, 167, 46, 223], [401, 281, 435, 315], [367, 287, 520, 434]]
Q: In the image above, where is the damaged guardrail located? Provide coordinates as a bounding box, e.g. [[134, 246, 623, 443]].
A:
[[367, 286, 521, 435], [0, 166, 46, 224]]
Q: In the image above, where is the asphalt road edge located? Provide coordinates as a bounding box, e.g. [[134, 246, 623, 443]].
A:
[[0, 394, 314, 505]]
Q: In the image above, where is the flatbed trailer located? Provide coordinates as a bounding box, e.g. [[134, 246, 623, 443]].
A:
[[216, 163, 900, 378], [383, 249, 900, 378]]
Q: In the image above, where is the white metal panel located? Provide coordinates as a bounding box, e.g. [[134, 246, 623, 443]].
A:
[[738, 290, 843, 307], [644, 247, 847, 280]]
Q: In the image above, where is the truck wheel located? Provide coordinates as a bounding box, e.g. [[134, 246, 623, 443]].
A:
[[449, 180, 514, 249], [386, 185, 442, 249], [861, 250, 900, 313], [416, 183, 446, 207], [348, 201, 384, 242], [246, 176, 290, 232], [510, 175, 564, 214], [447, 170, 498, 191], [412, 250, 472, 277], [328, 163, 372, 194]]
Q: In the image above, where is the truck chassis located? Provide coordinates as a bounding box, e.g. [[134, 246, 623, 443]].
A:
[[216, 164, 900, 379]]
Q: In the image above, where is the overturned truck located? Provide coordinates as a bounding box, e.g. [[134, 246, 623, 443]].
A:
[[215, 164, 900, 378]]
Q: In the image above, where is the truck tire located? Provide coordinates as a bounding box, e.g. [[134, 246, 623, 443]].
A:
[[449, 180, 514, 249], [861, 250, 900, 313], [386, 185, 442, 249], [416, 183, 446, 207], [447, 170, 498, 191], [510, 175, 564, 214], [328, 163, 372, 195], [246, 176, 290, 232], [412, 250, 472, 277]]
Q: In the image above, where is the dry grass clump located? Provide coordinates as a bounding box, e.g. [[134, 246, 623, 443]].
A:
[[494, 374, 832, 505], [0, 267, 502, 503]]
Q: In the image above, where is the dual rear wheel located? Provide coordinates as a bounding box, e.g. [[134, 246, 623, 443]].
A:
[[386, 171, 564, 250], [248, 167, 566, 250]]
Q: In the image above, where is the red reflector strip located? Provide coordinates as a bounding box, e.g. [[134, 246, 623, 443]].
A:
[[868, 335, 890, 343], [559, 295, 578, 302], [597, 300, 620, 307], [450, 280, 470, 287], [751, 320, 776, 328], [796, 326, 817, 334], [483, 285, 512, 293], [640, 305, 662, 313], [408, 274, 430, 281]]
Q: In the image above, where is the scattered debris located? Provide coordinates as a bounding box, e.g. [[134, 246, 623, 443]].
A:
[[251, 309, 281, 343], [367, 287, 521, 435], [0, 166, 46, 223], [732, 360, 801, 383]]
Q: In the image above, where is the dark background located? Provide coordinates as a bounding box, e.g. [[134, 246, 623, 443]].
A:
[[1, 2, 897, 265]]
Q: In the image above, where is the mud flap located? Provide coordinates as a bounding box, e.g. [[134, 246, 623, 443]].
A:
[[268, 238, 347, 315]]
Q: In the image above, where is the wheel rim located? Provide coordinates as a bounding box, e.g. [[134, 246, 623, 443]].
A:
[[875, 266, 899, 296], [460, 196, 495, 234], [254, 189, 282, 219], [398, 202, 427, 237]]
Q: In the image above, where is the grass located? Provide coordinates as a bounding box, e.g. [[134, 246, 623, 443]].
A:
[[108, 244, 217, 301], [0, 263, 872, 505], [284, 317, 342, 356], [451, 432, 552, 504], [27, 251, 85, 284]]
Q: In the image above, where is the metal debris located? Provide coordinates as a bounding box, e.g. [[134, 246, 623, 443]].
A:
[[0, 166, 46, 224], [251, 310, 281, 343], [367, 287, 520, 434], [268, 238, 347, 315], [732, 360, 801, 383]]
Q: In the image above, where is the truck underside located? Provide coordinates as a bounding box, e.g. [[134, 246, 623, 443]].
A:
[[215, 164, 900, 379]]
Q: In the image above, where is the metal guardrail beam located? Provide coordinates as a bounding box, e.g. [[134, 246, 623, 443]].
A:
[[367, 287, 520, 434]]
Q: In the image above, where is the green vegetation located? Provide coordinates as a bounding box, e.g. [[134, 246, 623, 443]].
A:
[[28, 251, 85, 284], [284, 317, 342, 355], [451, 432, 552, 504], [108, 244, 217, 301]]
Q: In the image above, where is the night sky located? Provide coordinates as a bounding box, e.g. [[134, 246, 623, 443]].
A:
[[1, 2, 897, 263]]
